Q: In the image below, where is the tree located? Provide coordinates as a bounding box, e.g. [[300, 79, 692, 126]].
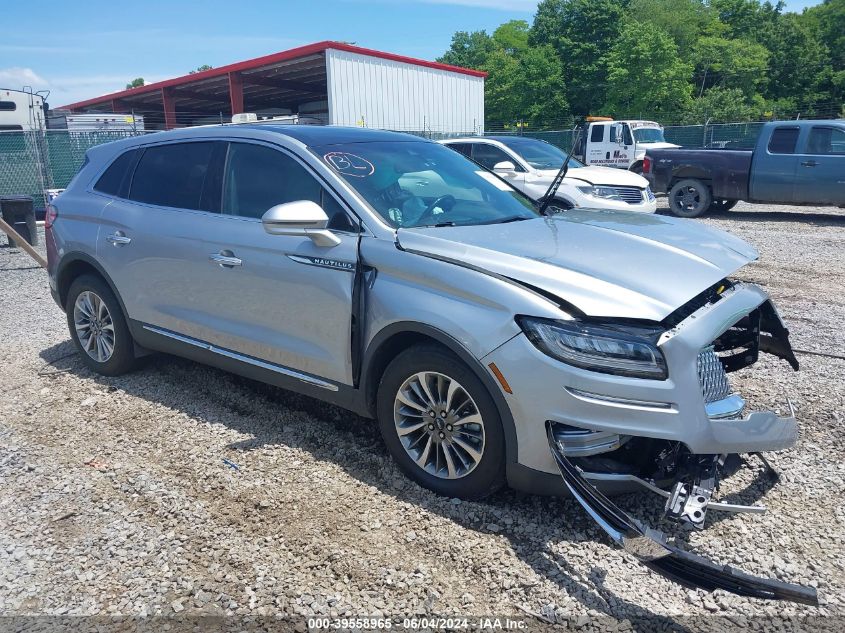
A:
[[437, 30, 495, 70], [189, 64, 214, 75], [125, 77, 144, 89], [492, 20, 530, 55], [758, 13, 826, 101], [709, 0, 783, 39], [692, 36, 769, 97], [681, 87, 758, 123], [603, 22, 693, 120], [530, 0, 627, 114], [627, 0, 716, 60]]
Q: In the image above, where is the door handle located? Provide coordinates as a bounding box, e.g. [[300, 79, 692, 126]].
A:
[[209, 253, 242, 268], [106, 232, 131, 246], [801, 160, 818, 167]]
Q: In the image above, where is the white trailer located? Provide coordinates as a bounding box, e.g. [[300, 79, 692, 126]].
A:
[[46, 111, 145, 132], [0, 88, 46, 131]]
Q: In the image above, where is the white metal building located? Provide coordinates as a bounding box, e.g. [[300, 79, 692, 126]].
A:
[[62, 41, 486, 134]]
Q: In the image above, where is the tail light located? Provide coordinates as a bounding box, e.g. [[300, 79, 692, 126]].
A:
[[45, 204, 58, 229], [642, 157, 652, 174]]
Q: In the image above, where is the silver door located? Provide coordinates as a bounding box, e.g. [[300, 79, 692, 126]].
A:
[[193, 213, 358, 385]]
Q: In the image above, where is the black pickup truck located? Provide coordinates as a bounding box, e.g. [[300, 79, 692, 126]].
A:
[[644, 120, 845, 217]]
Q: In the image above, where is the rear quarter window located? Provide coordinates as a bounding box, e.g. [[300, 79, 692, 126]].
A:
[[767, 127, 800, 154], [93, 149, 139, 196]]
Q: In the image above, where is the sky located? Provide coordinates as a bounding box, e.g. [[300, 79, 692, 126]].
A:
[[0, 0, 824, 107]]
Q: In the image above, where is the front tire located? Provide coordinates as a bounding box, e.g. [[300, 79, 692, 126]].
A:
[[66, 274, 138, 376], [377, 344, 505, 499], [668, 178, 712, 218]]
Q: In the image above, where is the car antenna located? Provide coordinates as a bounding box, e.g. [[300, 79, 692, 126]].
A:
[[538, 127, 582, 215]]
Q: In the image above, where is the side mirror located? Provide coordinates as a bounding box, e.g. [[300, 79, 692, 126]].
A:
[[613, 123, 625, 145], [261, 200, 341, 247], [493, 160, 517, 173]]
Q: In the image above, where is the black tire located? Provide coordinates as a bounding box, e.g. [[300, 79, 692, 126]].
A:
[[376, 344, 506, 500], [668, 178, 712, 218], [708, 199, 738, 213], [630, 162, 643, 176], [66, 274, 138, 376]]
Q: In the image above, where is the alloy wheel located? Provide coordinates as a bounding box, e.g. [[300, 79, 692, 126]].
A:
[[393, 371, 485, 479], [73, 290, 115, 363], [674, 185, 703, 212]]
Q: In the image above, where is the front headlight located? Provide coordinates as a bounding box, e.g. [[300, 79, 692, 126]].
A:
[[577, 185, 622, 201], [517, 316, 667, 379]]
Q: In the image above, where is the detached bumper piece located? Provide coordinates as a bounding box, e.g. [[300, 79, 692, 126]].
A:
[[547, 424, 818, 606]]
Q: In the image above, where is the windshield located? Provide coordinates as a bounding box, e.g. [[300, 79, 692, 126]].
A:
[[497, 138, 584, 170], [633, 127, 666, 143], [313, 141, 539, 228]]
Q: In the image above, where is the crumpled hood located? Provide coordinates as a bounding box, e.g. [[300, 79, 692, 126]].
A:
[[538, 166, 649, 188], [397, 209, 758, 321]]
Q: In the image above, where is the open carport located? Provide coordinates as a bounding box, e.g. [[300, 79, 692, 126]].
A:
[[60, 41, 486, 134]]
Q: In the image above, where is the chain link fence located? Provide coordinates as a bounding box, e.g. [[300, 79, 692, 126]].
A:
[[0, 120, 819, 208], [0, 130, 150, 208], [489, 121, 777, 151]]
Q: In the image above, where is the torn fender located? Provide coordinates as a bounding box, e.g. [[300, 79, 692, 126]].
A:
[[547, 423, 818, 606]]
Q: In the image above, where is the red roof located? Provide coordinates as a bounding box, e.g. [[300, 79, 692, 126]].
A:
[[61, 41, 487, 110]]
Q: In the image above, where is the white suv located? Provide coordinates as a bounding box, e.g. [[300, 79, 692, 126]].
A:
[[440, 136, 657, 213]]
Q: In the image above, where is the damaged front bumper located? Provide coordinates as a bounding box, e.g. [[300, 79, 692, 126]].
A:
[[547, 423, 818, 606]]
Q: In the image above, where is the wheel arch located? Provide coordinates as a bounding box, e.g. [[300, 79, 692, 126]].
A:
[[670, 169, 711, 186], [361, 322, 519, 470], [56, 252, 129, 319]]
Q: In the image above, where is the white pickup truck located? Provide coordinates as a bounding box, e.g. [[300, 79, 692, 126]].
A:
[[573, 118, 679, 173], [440, 136, 657, 213]]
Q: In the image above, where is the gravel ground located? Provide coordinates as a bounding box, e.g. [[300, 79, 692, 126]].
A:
[[1, 202, 843, 629]]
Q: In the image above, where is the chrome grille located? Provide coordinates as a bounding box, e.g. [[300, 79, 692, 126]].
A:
[[611, 186, 645, 204], [697, 346, 732, 403]]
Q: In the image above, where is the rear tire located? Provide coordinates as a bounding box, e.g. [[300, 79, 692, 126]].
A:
[[66, 274, 138, 376], [668, 178, 712, 218], [376, 344, 505, 500]]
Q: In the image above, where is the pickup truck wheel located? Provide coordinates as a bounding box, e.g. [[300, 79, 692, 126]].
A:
[[708, 199, 738, 213], [668, 178, 712, 218]]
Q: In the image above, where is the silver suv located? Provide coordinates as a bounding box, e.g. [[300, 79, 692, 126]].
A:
[[45, 125, 815, 602]]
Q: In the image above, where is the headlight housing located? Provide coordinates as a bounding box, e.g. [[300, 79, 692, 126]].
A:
[[577, 185, 622, 201], [517, 316, 668, 379]]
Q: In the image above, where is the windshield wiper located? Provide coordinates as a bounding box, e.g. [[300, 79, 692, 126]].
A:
[[538, 128, 582, 215], [496, 216, 530, 224]]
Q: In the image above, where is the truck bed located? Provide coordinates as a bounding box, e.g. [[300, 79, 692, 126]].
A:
[[647, 148, 753, 200]]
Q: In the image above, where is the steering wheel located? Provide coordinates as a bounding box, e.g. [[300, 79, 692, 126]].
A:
[[417, 195, 456, 225]]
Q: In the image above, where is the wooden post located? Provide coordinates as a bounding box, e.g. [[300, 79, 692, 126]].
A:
[[0, 217, 47, 269]]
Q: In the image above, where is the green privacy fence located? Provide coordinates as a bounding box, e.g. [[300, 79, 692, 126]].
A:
[[0, 130, 149, 206]]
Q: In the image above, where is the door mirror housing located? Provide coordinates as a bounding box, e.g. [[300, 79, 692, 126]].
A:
[[261, 200, 341, 247], [613, 123, 625, 145], [493, 160, 517, 173]]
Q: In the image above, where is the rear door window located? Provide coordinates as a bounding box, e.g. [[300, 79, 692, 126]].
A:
[[590, 124, 605, 143], [94, 149, 139, 197], [767, 127, 800, 154], [447, 143, 473, 158], [129, 142, 217, 210], [471, 143, 519, 170]]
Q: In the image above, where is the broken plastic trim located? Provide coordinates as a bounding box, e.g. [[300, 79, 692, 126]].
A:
[[547, 423, 818, 606]]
